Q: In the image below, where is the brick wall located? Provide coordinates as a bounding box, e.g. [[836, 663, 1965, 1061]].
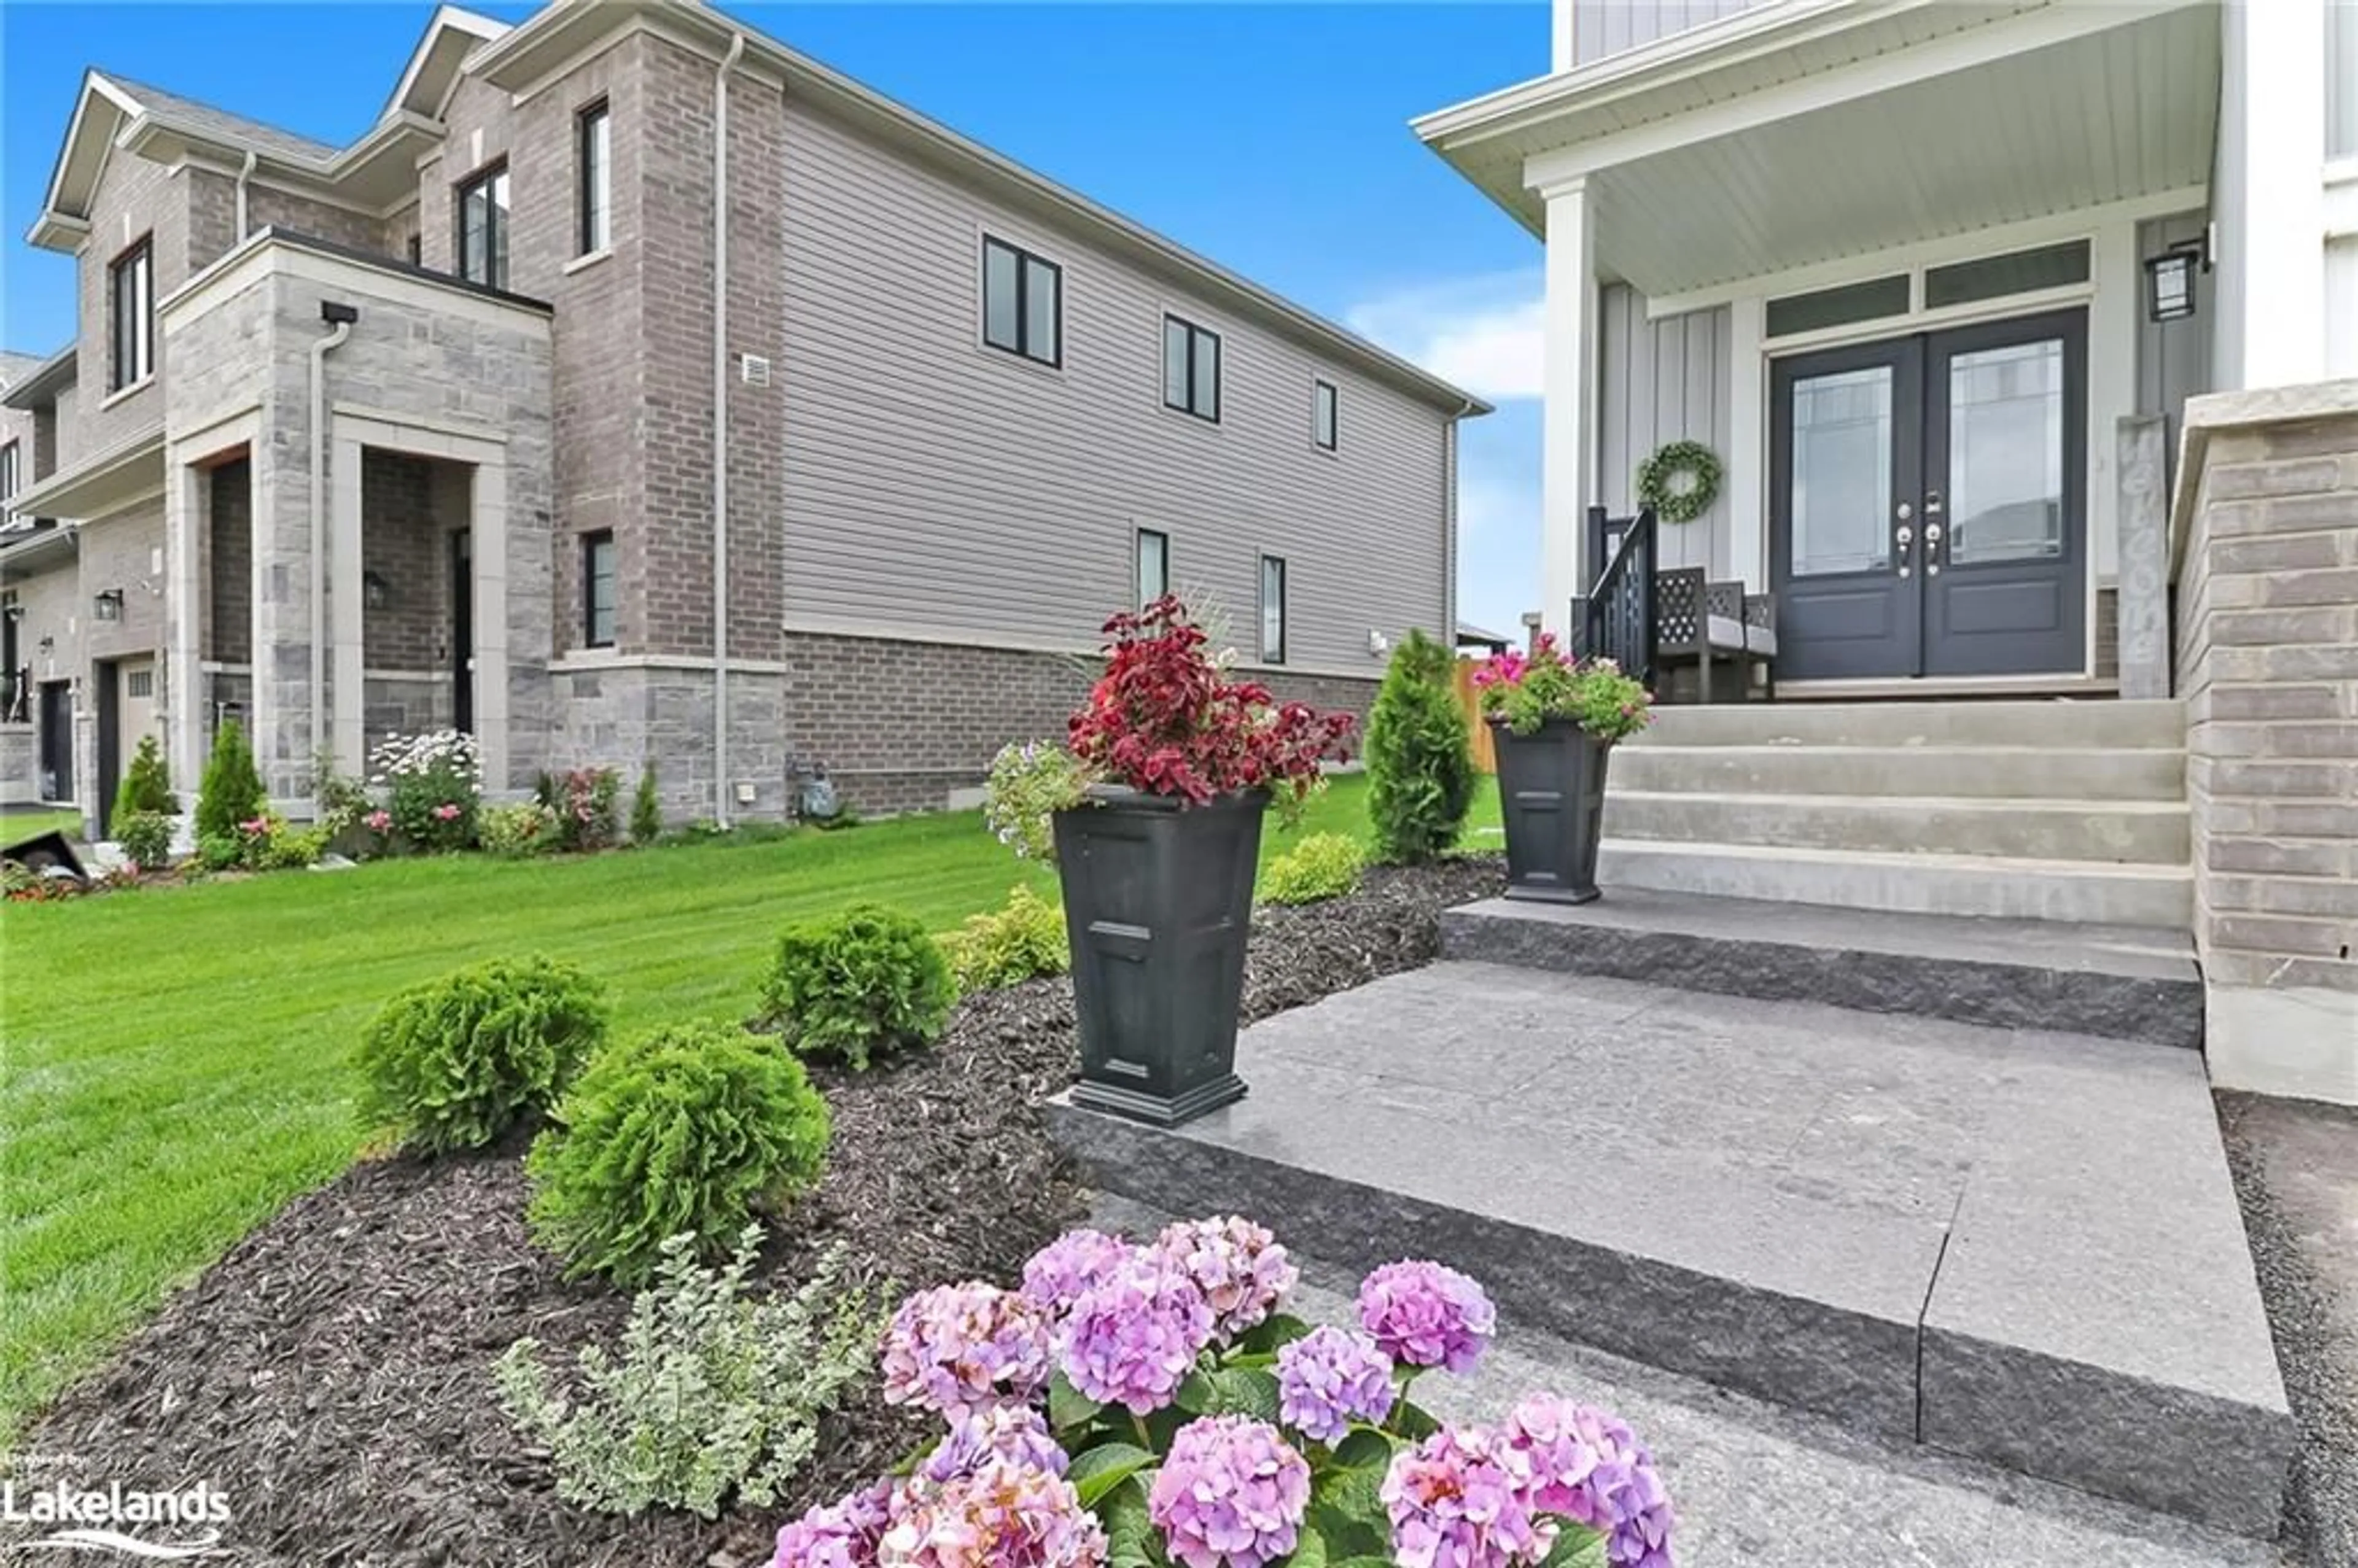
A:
[[2174, 381, 2358, 1104], [207, 459, 252, 664], [360, 449, 448, 672]]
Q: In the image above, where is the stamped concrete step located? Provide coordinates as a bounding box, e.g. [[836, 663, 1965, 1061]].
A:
[[1608, 743, 2187, 801], [1598, 838, 2194, 925], [1625, 698, 2184, 751], [1602, 791, 2190, 864], [1439, 890, 2202, 1048], [1047, 963, 2293, 1536]]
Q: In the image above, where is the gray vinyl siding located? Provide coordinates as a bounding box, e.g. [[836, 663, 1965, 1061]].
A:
[[775, 98, 1452, 675], [1570, 0, 1770, 67], [2134, 211, 2214, 481], [1597, 283, 1734, 576], [2332, 0, 2356, 159]]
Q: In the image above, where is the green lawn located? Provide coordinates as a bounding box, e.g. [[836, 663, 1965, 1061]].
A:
[[2, 809, 85, 844], [0, 773, 1499, 1443]]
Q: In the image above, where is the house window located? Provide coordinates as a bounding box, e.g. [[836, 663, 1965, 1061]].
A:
[[1163, 316, 1221, 422], [1135, 527, 1169, 606], [578, 101, 611, 256], [0, 441, 17, 513], [583, 530, 617, 647], [125, 667, 155, 699], [1313, 379, 1339, 451], [1765, 274, 1910, 340], [1924, 241, 2092, 310], [406, 233, 423, 267], [109, 238, 154, 391], [1259, 555, 1286, 664], [456, 163, 510, 289], [982, 237, 1061, 366]]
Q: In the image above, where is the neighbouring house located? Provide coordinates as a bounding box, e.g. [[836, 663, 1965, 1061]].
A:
[[0, 0, 1487, 836], [1418, 0, 2357, 1103]]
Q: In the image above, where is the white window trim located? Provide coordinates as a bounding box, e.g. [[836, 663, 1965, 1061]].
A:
[[1310, 376, 1340, 456]]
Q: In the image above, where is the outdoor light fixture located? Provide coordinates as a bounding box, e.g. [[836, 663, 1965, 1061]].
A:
[[2144, 237, 2209, 324], [2, 604, 21, 624], [364, 569, 391, 611], [92, 588, 125, 623]]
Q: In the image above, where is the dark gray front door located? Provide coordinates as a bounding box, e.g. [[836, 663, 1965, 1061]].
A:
[[1772, 309, 2085, 680]]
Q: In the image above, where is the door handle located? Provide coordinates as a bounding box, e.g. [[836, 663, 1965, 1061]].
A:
[[1924, 521, 1944, 576], [1924, 491, 1945, 516], [1895, 524, 1914, 578]]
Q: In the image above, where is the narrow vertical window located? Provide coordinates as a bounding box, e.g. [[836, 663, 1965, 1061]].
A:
[[405, 233, 423, 267], [1313, 379, 1339, 451], [981, 236, 1061, 367], [109, 238, 154, 391], [583, 530, 617, 647], [578, 101, 610, 256], [1135, 527, 1169, 606], [456, 163, 510, 289], [1259, 555, 1286, 664], [1163, 315, 1220, 422], [0, 442, 17, 509]]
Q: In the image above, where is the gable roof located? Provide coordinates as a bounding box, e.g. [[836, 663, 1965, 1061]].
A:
[[99, 73, 343, 166]]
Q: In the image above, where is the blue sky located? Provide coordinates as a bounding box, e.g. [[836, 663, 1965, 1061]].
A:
[[1, 2, 1551, 637]]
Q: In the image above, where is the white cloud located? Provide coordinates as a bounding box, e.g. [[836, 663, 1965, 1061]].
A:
[[1347, 271, 1544, 403]]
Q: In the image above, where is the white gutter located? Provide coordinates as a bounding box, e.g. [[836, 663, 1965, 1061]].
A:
[[309, 312, 352, 770], [234, 149, 257, 240], [711, 31, 744, 827]]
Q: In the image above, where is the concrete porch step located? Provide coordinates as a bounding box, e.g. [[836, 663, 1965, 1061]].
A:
[[1626, 698, 2185, 751], [1439, 890, 2201, 1048], [1608, 743, 2187, 801], [1601, 791, 2189, 864], [1048, 963, 2294, 1537], [1598, 837, 2194, 925]]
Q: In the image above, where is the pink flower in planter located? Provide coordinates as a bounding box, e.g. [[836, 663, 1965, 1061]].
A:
[[432, 802, 462, 822], [364, 810, 392, 833]]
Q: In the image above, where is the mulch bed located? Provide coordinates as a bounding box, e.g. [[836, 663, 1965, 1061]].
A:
[[14, 856, 1502, 1568]]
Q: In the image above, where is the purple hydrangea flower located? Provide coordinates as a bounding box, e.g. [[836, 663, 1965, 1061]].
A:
[[1147, 1415, 1312, 1568], [1154, 1216, 1299, 1343], [880, 1281, 1053, 1416], [875, 1459, 1107, 1567], [1607, 1461, 1676, 1568], [920, 1405, 1070, 1484], [1500, 1395, 1676, 1568], [1382, 1425, 1554, 1568], [1057, 1252, 1216, 1416], [1357, 1260, 1496, 1375], [1274, 1325, 1395, 1445], [1021, 1229, 1137, 1320], [774, 1477, 893, 1568]]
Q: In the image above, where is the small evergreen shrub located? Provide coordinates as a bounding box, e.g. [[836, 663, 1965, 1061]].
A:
[[940, 884, 1068, 993], [250, 817, 327, 871], [113, 810, 174, 871], [112, 735, 177, 826], [358, 956, 611, 1155], [195, 833, 244, 873], [526, 1022, 832, 1284], [553, 767, 621, 851], [1261, 832, 1366, 905], [479, 801, 559, 858], [760, 904, 954, 1070], [630, 763, 662, 844], [495, 1228, 881, 1518], [1366, 629, 1477, 866], [195, 718, 267, 843]]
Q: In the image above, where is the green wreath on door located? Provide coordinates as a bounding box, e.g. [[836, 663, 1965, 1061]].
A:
[[1635, 440, 1723, 526]]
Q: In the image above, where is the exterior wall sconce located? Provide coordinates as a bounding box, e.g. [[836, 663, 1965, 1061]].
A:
[[364, 569, 391, 611], [2143, 236, 2209, 324], [93, 588, 125, 622], [2, 604, 21, 624]]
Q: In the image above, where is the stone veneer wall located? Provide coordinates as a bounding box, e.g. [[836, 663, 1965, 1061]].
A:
[[2173, 378, 2358, 1104]]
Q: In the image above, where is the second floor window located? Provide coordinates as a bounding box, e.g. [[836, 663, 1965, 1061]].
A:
[[982, 237, 1060, 367], [1259, 555, 1287, 664], [457, 163, 510, 289], [1135, 527, 1169, 606], [1314, 379, 1339, 451], [1164, 315, 1220, 422], [109, 239, 154, 392], [578, 101, 610, 256], [583, 530, 617, 647], [0, 441, 17, 519]]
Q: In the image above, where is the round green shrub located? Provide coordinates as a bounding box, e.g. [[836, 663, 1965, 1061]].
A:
[[1365, 628, 1476, 866], [1261, 831, 1366, 906], [760, 903, 954, 1070], [113, 810, 174, 871], [195, 718, 267, 844], [940, 883, 1068, 993], [480, 801, 559, 858], [357, 956, 611, 1155], [525, 1022, 832, 1284]]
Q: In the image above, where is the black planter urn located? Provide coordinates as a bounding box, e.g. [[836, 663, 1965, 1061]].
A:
[[1051, 785, 1267, 1127], [1490, 718, 1611, 905]]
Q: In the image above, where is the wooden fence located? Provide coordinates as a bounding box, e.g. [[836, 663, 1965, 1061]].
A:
[[1452, 661, 1497, 774]]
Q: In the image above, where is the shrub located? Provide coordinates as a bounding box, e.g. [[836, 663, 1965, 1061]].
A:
[[553, 766, 621, 852], [495, 1228, 881, 1518], [195, 718, 267, 843], [112, 810, 174, 871], [940, 884, 1068, 993], [760, 904, 955, 1070], [357, 955, 610, 1155], [1471, 634, 1654, 742], [113, 735, 177, 826], [312, 751, 377, 852], [479, 801, 559, 858], [370, 729, 482, 852], [525, 1022, 832, 1284], [1261, 832, 1365, 906], [630, 763, 662, 844], [194, 833, 244, 873], [1365, 629, 1476, 866]]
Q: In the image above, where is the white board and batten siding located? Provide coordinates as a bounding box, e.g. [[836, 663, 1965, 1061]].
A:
[[1568, 0, 1770, 68], [1597, 285, 1736, 580], [774, 99, 1454, 678]]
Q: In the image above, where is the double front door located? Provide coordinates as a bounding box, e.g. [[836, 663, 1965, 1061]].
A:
[[1770, 309, 2086, 681]]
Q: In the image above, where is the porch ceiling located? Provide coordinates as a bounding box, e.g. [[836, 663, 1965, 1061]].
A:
[[1419, 0, 2220, 300]]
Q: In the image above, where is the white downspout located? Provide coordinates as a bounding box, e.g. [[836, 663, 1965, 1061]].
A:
[[712, 32, 745, 827], [309, 311, 353, 778], [235, 150, 257, 241]]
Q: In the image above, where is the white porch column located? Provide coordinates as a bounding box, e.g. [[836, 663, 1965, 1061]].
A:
[[163, 457, 203, 791], [2219, 0, 2328, 389], [470, 458, 510, 796], [1726, 294, 1767, 593], [331, 432, 365, 773], [1539, 176, 1598, 640]]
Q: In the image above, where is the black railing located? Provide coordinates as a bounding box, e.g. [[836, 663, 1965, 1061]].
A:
[[1578, 505, 1658, 687]]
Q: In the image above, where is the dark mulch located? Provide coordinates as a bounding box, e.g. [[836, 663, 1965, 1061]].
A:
[[13, 856, 1501, 1568]]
